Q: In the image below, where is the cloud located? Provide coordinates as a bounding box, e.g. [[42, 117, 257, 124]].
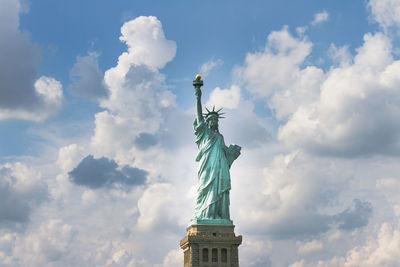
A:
[[0, 0, 63, 121], [293, 222, 400, 266], [279, 32, 400, 157], [339, 223, 400, 266], [236, 26, 324, 119], [311, 11, 329, 26], [369, 0, 400, 31], [93, 65, 174, 159], [199, 58, 223, 77], [377, 178, 400, 216], [118, 16, 176, 69], [0, 220, 78, 266], [206, 85, 241, 109], [282, 158, 400, 266], [5, 8, 400, 267], [68, 52, 107, 100], [204, 85, 271, 148], [328, 44, 352, 66], [238, 152, 373, 238], [57, 144, 85, 172], [9, 166, 163, 266], [5, 7, 400, 267], [136, 183, 180, 232], [8, 225, 153, 267], [238, 24, 400, 157], [134, 133, 158, 150], [335, 199, 373, 231], [239, 238, 273, 267], [0, 162, 48, 228], [297, 240, 323, 255], [159, 249, 183, 267], [219, 105, 271, 148], [91, 16, 177, 163], [68, 155, 147, 189], [296, 26, 308, 37]]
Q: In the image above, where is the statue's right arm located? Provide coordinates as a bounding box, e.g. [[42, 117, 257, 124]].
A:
[[195, 87, 204, 124]]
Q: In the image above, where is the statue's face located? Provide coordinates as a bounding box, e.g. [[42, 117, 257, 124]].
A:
[[207, 115, 219, 129]]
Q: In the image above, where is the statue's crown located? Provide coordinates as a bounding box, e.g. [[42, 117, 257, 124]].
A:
[[204, 106, 225, 119]]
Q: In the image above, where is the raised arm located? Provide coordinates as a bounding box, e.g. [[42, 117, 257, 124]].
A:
[[196, 88, 203, 123], [193, 74, 204, 124]]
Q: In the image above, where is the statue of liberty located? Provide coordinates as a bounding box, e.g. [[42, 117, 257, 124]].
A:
[[191, 74, 241, 225]]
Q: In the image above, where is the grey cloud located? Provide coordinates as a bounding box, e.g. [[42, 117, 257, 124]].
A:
[[0, 29, 40, 109], [266, 213, 332, 239], [120, 166, 148, 186], [254, 258, 272, 267], [335, 199, 373, 230], [134, 133, 158, 150], [0, 0, 62, 121], [68, 53, 107, 100], [267, 199, 372, 239], [0, 181, 30, 223], [68, 155, 147, 189], [0, 165, 48, 228]]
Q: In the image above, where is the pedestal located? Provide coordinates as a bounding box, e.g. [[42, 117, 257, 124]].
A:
[[180, 224, 242, 267]]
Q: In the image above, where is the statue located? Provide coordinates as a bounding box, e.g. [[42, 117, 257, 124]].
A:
[[191, 74, 241, 225]]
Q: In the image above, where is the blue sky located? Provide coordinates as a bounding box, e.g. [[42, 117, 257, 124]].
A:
[[1, 0, 400, 266]]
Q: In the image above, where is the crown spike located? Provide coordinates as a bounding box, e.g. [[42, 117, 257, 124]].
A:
[[203, 105, 226, 119]]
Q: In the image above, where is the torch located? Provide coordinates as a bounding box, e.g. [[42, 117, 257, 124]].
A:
[[193, 74, 203, 98]]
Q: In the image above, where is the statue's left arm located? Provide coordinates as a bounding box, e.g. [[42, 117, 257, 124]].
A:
[[225, 144, 241, 168]]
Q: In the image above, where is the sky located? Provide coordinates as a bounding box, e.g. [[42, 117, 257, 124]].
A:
[[1, 0, 400, 266]]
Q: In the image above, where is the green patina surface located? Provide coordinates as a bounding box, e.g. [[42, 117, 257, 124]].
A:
[[191, 77, 241, 226]]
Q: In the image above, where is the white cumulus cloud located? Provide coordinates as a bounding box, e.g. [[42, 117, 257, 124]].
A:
[[279, 32, 400, 157], [236, 26, 324, 119], [206, 85, 241, 109], [369, 0, 400, 31], [118, 16, 176, 69], [90, 16, 178, 162]]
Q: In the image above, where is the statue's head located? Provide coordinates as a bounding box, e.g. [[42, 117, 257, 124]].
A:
[[206, 113, 219, 129], [204, 107, 225, 131]]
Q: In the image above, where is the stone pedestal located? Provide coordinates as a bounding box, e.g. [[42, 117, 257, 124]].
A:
[[180, 224, 242, 267]]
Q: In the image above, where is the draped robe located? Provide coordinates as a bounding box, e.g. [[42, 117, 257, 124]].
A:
[[193, 119, 238, 220]]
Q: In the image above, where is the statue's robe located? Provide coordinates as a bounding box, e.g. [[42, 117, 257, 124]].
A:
[[193, 119, 237, 220]]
